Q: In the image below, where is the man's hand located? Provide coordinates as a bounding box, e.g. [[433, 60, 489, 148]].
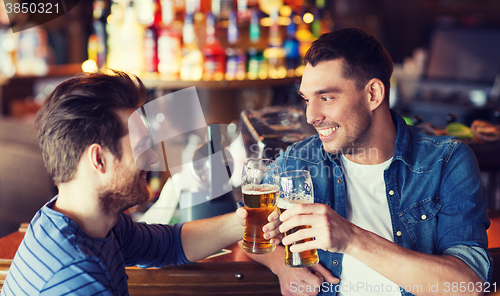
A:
[[279, 203, 356, 253], [236, 207, 283, 246]]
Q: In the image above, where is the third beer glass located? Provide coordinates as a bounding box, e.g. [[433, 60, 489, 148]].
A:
[[241, 158, 279, 254], [278, 170, 319, 267]]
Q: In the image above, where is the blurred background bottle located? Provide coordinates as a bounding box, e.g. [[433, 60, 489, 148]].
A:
[[283, 11, 300, 76], [246, 8, 265, 80], [264, 6, 286, 79], [88, 0, 107, 69], [225, 10, 246, 80], [202, 12, 225, 80], [144, 0, 162, 73], [119, 0, 145, 75], [180, 13, 203, 80], [157, 0, 182, 79]]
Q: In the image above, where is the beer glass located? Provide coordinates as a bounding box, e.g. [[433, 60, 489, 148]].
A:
[[241, 158, 279, 254], [278, 170, 319, 267]]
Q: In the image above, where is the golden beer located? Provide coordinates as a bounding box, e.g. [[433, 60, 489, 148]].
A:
[[278, 199, 319, 267], [242, 184, 278, 254]]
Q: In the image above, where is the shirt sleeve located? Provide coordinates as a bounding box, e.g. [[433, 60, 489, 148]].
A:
[[443, 245, 492, 283], [113, 213, 191, 267], [438, 142, 492, 282], [40, 259, 115, 296]]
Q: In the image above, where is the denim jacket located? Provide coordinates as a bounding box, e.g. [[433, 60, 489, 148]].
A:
[[276, 110, 491, 295]]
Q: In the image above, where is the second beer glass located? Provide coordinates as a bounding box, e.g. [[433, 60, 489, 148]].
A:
[[241, 158, 279, 254], [278, 170, 319, 267]]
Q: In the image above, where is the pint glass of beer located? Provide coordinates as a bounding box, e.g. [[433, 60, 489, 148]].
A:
[[241, 158, 279, 254], [278, 170, 319, 267]]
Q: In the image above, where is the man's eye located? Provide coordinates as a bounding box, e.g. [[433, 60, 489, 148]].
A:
[[321, 96, 333, 101]]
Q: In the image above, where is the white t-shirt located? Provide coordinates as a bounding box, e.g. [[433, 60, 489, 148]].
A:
[[338, 155, 401, 296]]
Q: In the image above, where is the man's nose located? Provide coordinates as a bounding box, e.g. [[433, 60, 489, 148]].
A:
[[306, 100, 325, 126]]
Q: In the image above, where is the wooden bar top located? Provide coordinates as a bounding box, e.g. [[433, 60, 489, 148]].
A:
[[0, 231, 281, 295]]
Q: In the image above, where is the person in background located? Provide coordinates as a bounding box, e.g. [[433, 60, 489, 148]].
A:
[[245, 28, 491, 296], [1, 71, 281, 296]]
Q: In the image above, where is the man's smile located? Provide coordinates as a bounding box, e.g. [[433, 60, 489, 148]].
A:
[[316, 126, 339, 140]]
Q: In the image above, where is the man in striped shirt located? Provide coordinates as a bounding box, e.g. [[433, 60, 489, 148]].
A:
[[1, 71, 281, 295]]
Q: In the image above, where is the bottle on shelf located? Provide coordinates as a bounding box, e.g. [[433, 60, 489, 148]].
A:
[[106, 0, 124, 71], [119, 0, 145, 75], [144, 0, 162, 73], [237, 0, 258, 21], [180, 13, 203, 81], [264, 6, 287, 79], [212, 0, 234, 20], [134, 0, 155, 26], [157, 0, 182, 79], [246, 8, 265, 80], [283, 11, 300, 76], [225, 10, 246, 80], [88, 0, 107, 69], [202, 12, 225, 81]]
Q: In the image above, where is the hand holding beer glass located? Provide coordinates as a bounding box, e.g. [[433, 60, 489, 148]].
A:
[[241, 158, 279, 254], [278, 170, 319, 267]]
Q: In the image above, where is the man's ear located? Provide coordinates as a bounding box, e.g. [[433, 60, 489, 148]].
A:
[[87, 144, 109, 174], [366, 78, 385, 112]]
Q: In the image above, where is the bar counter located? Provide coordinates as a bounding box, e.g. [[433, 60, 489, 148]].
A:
[[2, 228, 499, 295], [0, 231, 281, 295]]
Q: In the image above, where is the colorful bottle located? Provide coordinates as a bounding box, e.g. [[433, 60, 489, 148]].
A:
[[283, 12, 300, 76], [134, 0, 155, 25], [202, 12, 225, 80], [144, 0, 162, 73], [225, 10, 246, 80], [180, 13, 203, 81], [246, 8, 264, 80], [120, 0, 145, 75], [212, 0, 234, 20], [157, 0, 182, 79], [264, 6, 286, 79], [88, 0, 107, 69], [106, 0, 123, 71]]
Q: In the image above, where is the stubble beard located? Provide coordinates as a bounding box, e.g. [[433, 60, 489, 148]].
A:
[[322, 110, 373, 156], [97, 161, 150, 217]]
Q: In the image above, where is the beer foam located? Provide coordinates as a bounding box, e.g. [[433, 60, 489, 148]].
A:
[[277, 194, 313, 209], [242, 184, 279, 195]]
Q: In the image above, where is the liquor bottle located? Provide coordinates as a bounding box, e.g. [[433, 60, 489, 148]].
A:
[[246, 8, 264, 80], [157, 0, 182, 79], [212, 0, 235, 20], [225, 10, 246, 80], [134, 0, 155, 25], [88, 0, 107, 69], [180, 13, 203, 80], [237, 0, 257, 20], [106, 0, 123, 71], [144, 0, 162, 73], [120, 0, 145, 75], [264, 6, 286, 79], [283, 11, 300, 76], [202, 12, 225, 80]]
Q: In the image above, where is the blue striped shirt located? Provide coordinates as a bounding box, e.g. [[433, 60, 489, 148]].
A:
[[1, 196, 190, 296]]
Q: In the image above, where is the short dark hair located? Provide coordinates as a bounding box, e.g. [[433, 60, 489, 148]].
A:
[[35, 70, 147, 185], [303, 28, 394, 101]]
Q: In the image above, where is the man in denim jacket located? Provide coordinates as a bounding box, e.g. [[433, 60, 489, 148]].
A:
[[246, 28, 491, 296]]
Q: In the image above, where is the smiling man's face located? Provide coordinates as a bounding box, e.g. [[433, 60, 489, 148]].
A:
[[299, 59, 373, 155]]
